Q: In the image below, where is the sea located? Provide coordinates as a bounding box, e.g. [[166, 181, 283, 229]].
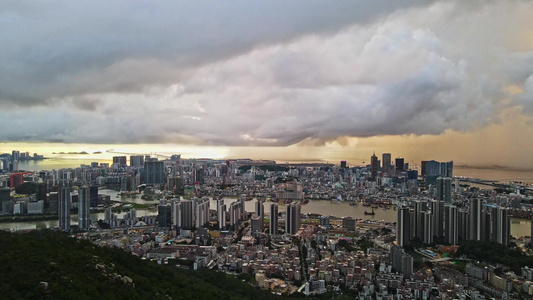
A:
[[7, 158, 532, 237]]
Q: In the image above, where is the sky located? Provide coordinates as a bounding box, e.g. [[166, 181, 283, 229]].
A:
[[1, 0, 532, 168]]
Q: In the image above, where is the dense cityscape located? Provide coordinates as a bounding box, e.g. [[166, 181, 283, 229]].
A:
[[2, 1, 533, 299], [1, 149, 533, 299]]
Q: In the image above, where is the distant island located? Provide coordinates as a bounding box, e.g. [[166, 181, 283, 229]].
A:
[[52, 151, 89, 155]]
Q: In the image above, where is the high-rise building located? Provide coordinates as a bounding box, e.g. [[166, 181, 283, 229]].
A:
[[458, 209, 469, 242], [130, 155, 145, 167], [382, 153, 391, 174], [59, 185, 71, 232], [217, 199, 226, 230], [255, 201, 264, 231], [144, 160, 165, 185], [36, 182, 47, 206], [395, 157, 405, 172], [158, 201, 172, 228], [444, 205, 458, 245], [229, 201, 241, 230], [340, 161, 347, 168], [413, 200, 426, 240], [78, 186, 90, 231], [251, 216, 262, 235], [11, 150, 20, 163], [468, 198, 482, 241], [194, 198, 209, 228], [390, 245, 413, 277], [0, 188, 10, 215], [430, 200, 444, 238], [112, 156, 127, 166], [496, 207, 510, 246], [172, 200, 182, 229], [286, 202, 301, 235], [396, 206, 411, 247], [181, 200, 194, 228], [89, 186, 98, 208], [436, 177, 452, 203], [422, 211, 433, 244], [370, 152, 378, 180], [422, 160, 453, 184], [9, 173, 24, 188], [270, 203, 278, 235]]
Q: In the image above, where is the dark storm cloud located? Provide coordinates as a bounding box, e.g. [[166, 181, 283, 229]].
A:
[[0, 0, 532, 146], [0, 0, 426, 106]]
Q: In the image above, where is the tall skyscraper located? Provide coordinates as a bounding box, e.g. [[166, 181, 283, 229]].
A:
[[89, 186, 98, 208], [430, 200, 444, 238], [370, 152, 378, 180], [194, 198, 209, 228], [130, 155, 145, 167], [390, 246, 413, 277], [11, 150, 20, 163], [286, 202, 301, 235], [396, 206, 411, 247], [423, 211, 433, 244], [458, 209, 469, 242], [413, 200, 426, 240], [444, 205, 458, 245], [270, 203, 278, 235], [468, 198, 482, 241], [255, 200, 264, 232], [78, 186, 90, 231], [172, 200, 182, 230], [158, 200, 172, 228], [251, 216, 262, 235], [395, 157, 405, 172], [496, 207, 510, 246], [59, 185, 71, 232], [382, 153, 391, 174], [436, 177, 452, 203], [217, 199, 226, 230], [180, 200, 194, 228], [144, 160, 166, 184], [229, 201, 241, 230], [340, 161, 347, 168], [112, 156, 127, 166]]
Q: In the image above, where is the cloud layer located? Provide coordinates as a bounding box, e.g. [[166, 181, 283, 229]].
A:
[[0, 0, 532, 146]]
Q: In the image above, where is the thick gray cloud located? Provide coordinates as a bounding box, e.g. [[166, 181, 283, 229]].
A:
[[0, 0, 532, 146]]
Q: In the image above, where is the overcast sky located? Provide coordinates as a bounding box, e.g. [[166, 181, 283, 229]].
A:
[[1, 1, 532, 166]]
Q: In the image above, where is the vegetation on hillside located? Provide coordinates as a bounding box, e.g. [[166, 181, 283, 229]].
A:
[[0, 230, 287, 300], [456, 240, 533, 273]]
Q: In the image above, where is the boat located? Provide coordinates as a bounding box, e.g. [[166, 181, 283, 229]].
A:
[[301, 199, 309, 204], [349, 202, 357, 206], [270, 198, 280, 203], [284, 199, 293, 204], [245, 197, 253, 201], [364, 208, 375, 216]]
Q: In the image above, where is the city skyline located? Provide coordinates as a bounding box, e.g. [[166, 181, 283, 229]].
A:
[[1, 1, 533, 169]]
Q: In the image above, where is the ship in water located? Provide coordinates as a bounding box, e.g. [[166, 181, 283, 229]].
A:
[[364, 208, 375, 216]]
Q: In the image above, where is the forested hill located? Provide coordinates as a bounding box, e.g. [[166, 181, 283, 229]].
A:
[[0, 230, 284, 300]]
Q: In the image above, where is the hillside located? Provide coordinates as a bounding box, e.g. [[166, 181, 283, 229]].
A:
[[0, 230, 286, 300]]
